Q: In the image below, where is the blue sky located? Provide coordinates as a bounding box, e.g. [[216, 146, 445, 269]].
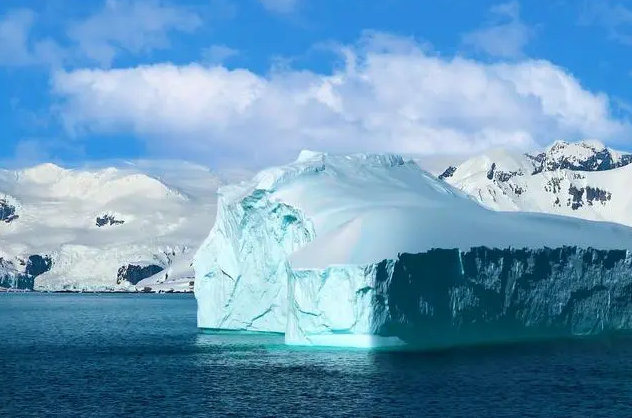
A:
[[1, 0, 632, 168]]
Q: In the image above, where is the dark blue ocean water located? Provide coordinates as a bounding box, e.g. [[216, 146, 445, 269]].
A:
[[2, 293, 632, 418]]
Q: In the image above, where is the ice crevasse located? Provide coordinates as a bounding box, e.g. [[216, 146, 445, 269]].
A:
[[193, 151, 632, 349]]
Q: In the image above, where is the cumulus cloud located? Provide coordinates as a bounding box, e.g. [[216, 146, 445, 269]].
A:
[[50, 33, 629, 166], [67, 0, 202, 67], [462, 1, 534, 58]]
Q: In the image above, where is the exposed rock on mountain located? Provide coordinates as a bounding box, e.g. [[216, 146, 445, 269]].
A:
[[0, 161, 240, 291], [438, 140, 632, 226], [529, 140, 632, 174], [438, 166, 456, 180], [95, 214, 125, 227], [0, 254, 52, 290], [0, 199, 18, 223], [25, 255, 53, 278], [116, 264, 164, 285]]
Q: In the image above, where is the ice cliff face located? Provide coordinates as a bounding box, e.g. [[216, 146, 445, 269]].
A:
[[194, 150, 632, 349], [194, 161, 320, 332], [0, 255, 52, 290], [289, 247, 632, 348]]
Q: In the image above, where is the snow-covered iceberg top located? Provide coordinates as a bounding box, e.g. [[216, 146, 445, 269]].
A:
[[193, 150, 632, 349]]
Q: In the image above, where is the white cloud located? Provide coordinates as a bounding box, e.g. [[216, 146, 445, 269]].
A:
[[12, 139, 51, 164], [3, 138, 86, 168], [259, 0, 300, 14], [579, 1, 632, 45], [0, 9, 65, 67], [67, 0, 202, 67], [201, 44, 239, 65], [462, 1, 534, 58], [50, 33, 629, 166], [0, 1, 201, 68], [0, 9, 35, 65]]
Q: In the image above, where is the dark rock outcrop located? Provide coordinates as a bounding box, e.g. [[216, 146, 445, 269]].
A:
[[116, 264, 164, 285], [0, 199, 18, 223], [438, 166, 456, 180], [26, 255, 53, 277], [486, 163, 496, 180], [544, 177, 563, 194], [96, 214, 125, 227], [585, 186, 612, 206], [495, 169, 523, 182], [567, 185, 612, 210], [482, 164, 525, 184]]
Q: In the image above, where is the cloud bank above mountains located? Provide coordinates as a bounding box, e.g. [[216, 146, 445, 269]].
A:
[[51, 32, 628, 165], [1, 1, 631, 167]]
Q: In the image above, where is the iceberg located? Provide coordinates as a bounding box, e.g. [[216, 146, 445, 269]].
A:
[[193, 151, 632, 349]]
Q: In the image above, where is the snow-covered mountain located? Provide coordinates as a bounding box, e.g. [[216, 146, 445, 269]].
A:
[[194, 150, 632, 350], [437, 140, 632, 226], [0, 161, 238, 292]]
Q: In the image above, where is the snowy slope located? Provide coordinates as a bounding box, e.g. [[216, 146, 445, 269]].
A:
[[410, 153, 471, 176], [194, 150, 632, 349], [0, 161, 237, 291], [438, 140, 632, 225]]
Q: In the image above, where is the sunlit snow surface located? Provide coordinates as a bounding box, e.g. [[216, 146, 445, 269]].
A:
[[0, 161, 246, 291], [442, 140, 632, 226], [194, 151, 632, 349]]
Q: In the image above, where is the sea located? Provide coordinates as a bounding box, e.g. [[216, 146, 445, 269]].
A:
[[2, 293, 632, 418]]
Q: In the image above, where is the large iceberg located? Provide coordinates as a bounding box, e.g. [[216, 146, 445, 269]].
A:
[[193, 151, 632, 349]]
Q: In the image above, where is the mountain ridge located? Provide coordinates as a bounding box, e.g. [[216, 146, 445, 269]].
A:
[[0, 160, 242, 292], [438, 139, 632, 226], [4, 140, 632, 292]]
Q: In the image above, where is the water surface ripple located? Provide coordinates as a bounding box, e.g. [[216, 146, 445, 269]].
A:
[[2, 293, 632, 417]]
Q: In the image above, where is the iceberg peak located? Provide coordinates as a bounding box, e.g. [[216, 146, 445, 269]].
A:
[[295, 150, 326, 163]]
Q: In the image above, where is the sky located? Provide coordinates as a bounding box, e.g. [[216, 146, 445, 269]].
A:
[[1, 0, 632, 169]]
